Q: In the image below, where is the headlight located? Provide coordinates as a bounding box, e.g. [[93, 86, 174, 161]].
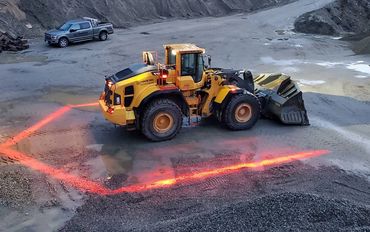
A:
[[51, 35, 57, 39], [114, 93, 121, 105]]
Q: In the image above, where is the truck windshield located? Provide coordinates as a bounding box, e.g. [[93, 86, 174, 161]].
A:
[[57, 23, 72, 31]]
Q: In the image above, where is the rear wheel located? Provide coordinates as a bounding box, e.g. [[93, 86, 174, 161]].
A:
[[99, 31, 108, 41], [58, 37, 69, 48], [223, 94, 260, 130], [141, 99, 182, 141]]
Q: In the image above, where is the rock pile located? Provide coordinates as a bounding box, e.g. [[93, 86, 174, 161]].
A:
[[294, 0, 370, 36], [0, 30, 29, 52]]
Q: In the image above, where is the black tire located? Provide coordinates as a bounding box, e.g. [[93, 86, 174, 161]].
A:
[[99, 31, 108, 41], [141, 99, 182, 142], [223, 94, 260, 130], [58, 37, 69, 48]]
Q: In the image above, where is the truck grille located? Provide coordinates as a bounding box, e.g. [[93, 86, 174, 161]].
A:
[[124, 86, 134, 107], [45, 34, 51, 40]]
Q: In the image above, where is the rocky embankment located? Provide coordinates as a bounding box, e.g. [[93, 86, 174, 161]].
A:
[[294, 0, 370, 36], [0, 0, 294, 38], [294, 0, 370, 54]]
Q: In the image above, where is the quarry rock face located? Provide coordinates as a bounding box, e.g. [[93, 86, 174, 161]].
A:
[[0, 0, 293, 37], [294, 0, 370, 36]]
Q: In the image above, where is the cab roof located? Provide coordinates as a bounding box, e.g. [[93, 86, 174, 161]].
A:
[[164, 44, 205, 53]]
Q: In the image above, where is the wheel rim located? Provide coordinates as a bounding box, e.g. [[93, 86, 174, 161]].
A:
[[102, 33, 107, 40], [235, 103, 252, 123], [60, 39, 67, 47], [153, 113, 174, 133]]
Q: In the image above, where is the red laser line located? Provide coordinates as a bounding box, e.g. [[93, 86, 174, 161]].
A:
[[0, 147, 329, 195], [2, 106, 71, 147], [2, 103, 99, 147], [0, 147, 110, 195], [0, 102, 330, 196], [110, 149, 330, 194], [70, 102, 99, 108]]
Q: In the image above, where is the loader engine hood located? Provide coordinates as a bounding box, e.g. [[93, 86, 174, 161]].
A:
[[109, 63, 157, 83]]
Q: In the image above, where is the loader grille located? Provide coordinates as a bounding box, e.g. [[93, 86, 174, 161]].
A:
[[124, 86, 134, 107]]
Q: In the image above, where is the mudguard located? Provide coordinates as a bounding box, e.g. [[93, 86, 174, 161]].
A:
[[254, 73, 309, 125]]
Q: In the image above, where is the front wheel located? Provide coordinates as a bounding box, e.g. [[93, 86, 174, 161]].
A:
[[58, 38, 69, 48], [223, 94, 260, 130], [99, 31, 108, 41], [141, 99, 182, 142]]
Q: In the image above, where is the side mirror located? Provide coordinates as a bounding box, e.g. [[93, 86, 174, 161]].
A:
[[70, 29, 77, 33], [142, 51, 156, 65]]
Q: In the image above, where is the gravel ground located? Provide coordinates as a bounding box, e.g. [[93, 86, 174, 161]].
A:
[[151, 193, 370, 232], [60, 165, 370, 232], [1, 0, 370, 231]]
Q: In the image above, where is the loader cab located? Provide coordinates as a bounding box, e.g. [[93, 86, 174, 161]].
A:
[[165, 44, 206, 91]]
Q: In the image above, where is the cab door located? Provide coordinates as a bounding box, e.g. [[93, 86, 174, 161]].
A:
[[176, 53, 205, 91], [68, 23, 81, 42], [78, 22, 93, 41]]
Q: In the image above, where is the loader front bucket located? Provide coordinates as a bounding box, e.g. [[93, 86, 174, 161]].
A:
[[254, 73, 309, 125]]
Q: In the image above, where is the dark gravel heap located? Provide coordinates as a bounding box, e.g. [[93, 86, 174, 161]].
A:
[[0, 166, 33, 209], [60, 165, 370, 232], [151, 192, 370, 232], [294, 0, 370, 36], [0, 0, 294, 38]]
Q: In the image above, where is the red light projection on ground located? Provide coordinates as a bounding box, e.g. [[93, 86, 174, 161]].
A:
[[110, 149, 329, 194], [0, 147, 111, 195], [0, 102, 329, 195], [2, 106, 72, 147]]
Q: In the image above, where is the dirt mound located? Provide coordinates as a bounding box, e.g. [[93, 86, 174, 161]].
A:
[[294, 0, 370, 36], [0, 0, 294, 38]]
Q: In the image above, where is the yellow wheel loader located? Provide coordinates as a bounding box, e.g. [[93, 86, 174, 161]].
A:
[[99, 44, 309, 141]]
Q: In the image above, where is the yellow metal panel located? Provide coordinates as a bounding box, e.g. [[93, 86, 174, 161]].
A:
[[132, 84, 161, 108], [185, 96, 199, 106], [177, 76, 197, 91], [99, 100, 126, 126], [214, 87, 232, 103], [164, 44, 205, 53], [126, 110, 136, 121]]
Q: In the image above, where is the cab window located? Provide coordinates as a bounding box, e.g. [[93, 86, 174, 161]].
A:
[[79, 22, 90, 30], [70, 24, 81, 31], [167, 48, 176, 66], [181, 53, 204, 83]]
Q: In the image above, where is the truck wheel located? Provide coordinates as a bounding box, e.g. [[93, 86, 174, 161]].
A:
[[141, 99, 182, 142], [58, 38, 69, 48], [99, 31, 108, 41], [223, 94, 260, 130]]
